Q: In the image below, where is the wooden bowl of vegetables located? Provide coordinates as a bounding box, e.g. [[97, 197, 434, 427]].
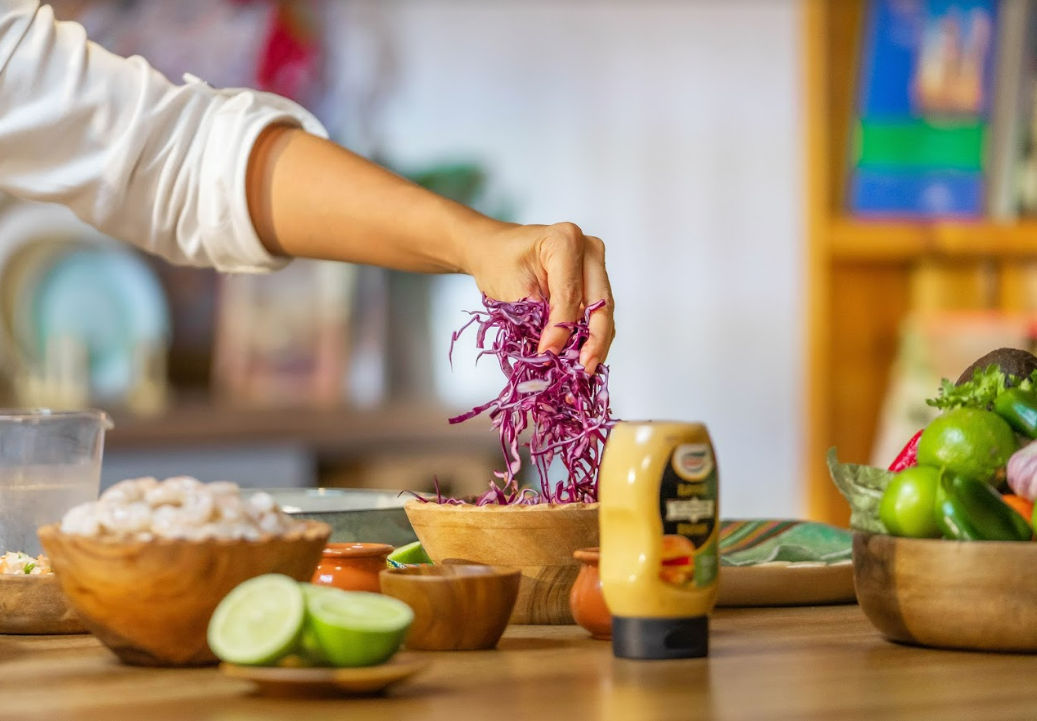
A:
[[832, 348, 1037, 652], [853, 532, 1037, 652]]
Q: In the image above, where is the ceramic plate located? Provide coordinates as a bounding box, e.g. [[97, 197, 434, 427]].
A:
[[716, 560, 855, 607], [0, 201, 107, 375], [715, 519, 856, 607], [0, 574, 86, 634], [220, 657, 428, 696], [24, 246, 169, 399]]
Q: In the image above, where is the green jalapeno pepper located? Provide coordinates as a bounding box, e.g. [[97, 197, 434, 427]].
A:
[[936, 473, 1033, 542], [994, 387, 1037, 439]]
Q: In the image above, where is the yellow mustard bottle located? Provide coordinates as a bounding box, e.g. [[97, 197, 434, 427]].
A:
[[599, 420, 719, 659]]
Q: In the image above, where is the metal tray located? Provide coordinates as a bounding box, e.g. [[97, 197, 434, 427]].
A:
[[266, 488, 420, 547]]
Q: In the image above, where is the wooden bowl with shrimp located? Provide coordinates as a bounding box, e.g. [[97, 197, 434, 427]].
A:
[[38, 520, 330, 666]]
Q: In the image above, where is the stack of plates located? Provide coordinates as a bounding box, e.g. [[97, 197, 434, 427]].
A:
[[0, 201, 170, 402]]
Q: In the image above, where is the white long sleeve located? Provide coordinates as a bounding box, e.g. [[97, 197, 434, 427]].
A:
[[0, 0, 328, 272]]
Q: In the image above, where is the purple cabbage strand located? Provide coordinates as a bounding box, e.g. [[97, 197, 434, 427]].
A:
[[436, 295, 615, 505]]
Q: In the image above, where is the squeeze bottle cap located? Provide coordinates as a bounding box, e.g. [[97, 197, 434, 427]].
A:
[[611, 615, 708, 660]]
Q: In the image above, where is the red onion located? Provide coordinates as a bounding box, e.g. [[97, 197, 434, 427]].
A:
[[1007, 441, 1037, 501]]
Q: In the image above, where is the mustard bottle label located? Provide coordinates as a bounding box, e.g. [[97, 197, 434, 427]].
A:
[[659, 442, 718, 589]]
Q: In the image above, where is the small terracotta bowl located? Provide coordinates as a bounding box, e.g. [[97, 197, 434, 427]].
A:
[[569, 547, 611, 640], [379, 564, 520, 650], [312, 542, 394, 593]]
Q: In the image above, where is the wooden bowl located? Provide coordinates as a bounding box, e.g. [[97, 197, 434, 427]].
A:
[[854, 532, 1037, 652], [404, 501, 598, 624], [37, 520, 330, 666], [0, 574, 85, 634], [380, 564, 520, 650]]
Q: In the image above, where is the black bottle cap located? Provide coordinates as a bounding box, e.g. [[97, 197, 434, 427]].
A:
[[611, 615, 709, 660]]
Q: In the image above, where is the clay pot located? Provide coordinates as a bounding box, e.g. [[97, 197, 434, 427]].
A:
[[404, 500, 599, 624], [311, 542, 394, 593], [569, 547, 611, 640]]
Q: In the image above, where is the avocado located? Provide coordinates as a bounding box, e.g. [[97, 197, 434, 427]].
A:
[[955, 347, 1037, 387]]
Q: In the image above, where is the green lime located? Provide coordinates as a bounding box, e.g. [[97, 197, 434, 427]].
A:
[[387, 541, 432, 566], [207, 574, 305, 666], [879, 465, 942, 538], [916, 408, 1018, 483], [305, 588, 413, 667], [296, 584, 338, 664]]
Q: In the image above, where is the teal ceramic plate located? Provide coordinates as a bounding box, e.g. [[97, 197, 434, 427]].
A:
[[23, 247, 169, 400]]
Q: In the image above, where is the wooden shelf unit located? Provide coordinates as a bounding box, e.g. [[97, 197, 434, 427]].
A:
[[803, 1, 1037, 525], [105, 402, 498, 458]]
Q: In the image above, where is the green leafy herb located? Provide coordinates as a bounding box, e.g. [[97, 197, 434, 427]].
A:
[[926, 364, 1007, 411], [22, 562, 35, 574], [1019, 371, 1037, 393], [826, 448, 893, 534], [926, 365, 1037, 410]]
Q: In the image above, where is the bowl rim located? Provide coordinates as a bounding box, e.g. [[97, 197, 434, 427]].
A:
[[853, 530, 1037, 549], [573, 547, 600, 563], [0, 408, 112, 428], [321, 542, 394, 558], [403, 499, 599, 512], [380, 564, 521, 581], [37, 519, 331, 547], [0, 572, 61, 584]]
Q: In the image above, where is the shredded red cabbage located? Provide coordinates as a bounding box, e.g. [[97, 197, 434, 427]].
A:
[[435, 295, 615, 505]]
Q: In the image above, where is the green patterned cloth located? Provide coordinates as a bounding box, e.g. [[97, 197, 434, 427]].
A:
[[388, 518, 854, 569], [719, 519, 853, 567]]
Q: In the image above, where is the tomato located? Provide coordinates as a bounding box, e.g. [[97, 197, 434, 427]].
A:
[[1002, 494, 1035, 524], [879, 465, 942, 538], [916, 408, 1018, 484]]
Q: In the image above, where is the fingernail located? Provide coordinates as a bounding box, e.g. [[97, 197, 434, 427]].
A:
[[581, 352, 597, 373]]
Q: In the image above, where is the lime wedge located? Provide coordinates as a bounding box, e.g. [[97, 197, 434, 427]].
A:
[[305, 588, 413, 667], [207, 574, 305, 666], [387, 541, 433, 566]]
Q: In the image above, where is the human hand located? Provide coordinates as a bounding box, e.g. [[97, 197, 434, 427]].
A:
[[463, 221, 615, 374]]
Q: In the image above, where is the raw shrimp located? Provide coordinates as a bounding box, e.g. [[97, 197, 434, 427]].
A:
[[59, 476, 302, 541]]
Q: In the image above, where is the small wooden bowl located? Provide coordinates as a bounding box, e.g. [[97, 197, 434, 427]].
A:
[[0, 574, 85, 634], [38, 520, 330, 666], [854, 532, 1037, 652], [379, 564, 520, 650]]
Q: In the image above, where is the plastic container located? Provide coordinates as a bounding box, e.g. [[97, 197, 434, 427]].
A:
[[598, 420, 719, 660], [0, 409, 112, 555]]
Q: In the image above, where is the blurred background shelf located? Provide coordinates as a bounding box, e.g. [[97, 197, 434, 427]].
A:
[[106, 402, 495, 455], [830, 220, 1037, 261], [102, 402, 501, 500], [805, 0, 1037, 525]]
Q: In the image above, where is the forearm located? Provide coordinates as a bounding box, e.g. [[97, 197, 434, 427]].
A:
[[246, 124, 505, 274]]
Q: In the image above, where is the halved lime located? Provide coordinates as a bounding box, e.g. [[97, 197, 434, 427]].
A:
[[387, 541, 432, 566], [297, 584, 338, 664], [305, 588, 413, 667], [207, 574, 305, 666]]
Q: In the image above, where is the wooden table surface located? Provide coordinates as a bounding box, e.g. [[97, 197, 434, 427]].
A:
[[2, 604, 1035, 721]]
